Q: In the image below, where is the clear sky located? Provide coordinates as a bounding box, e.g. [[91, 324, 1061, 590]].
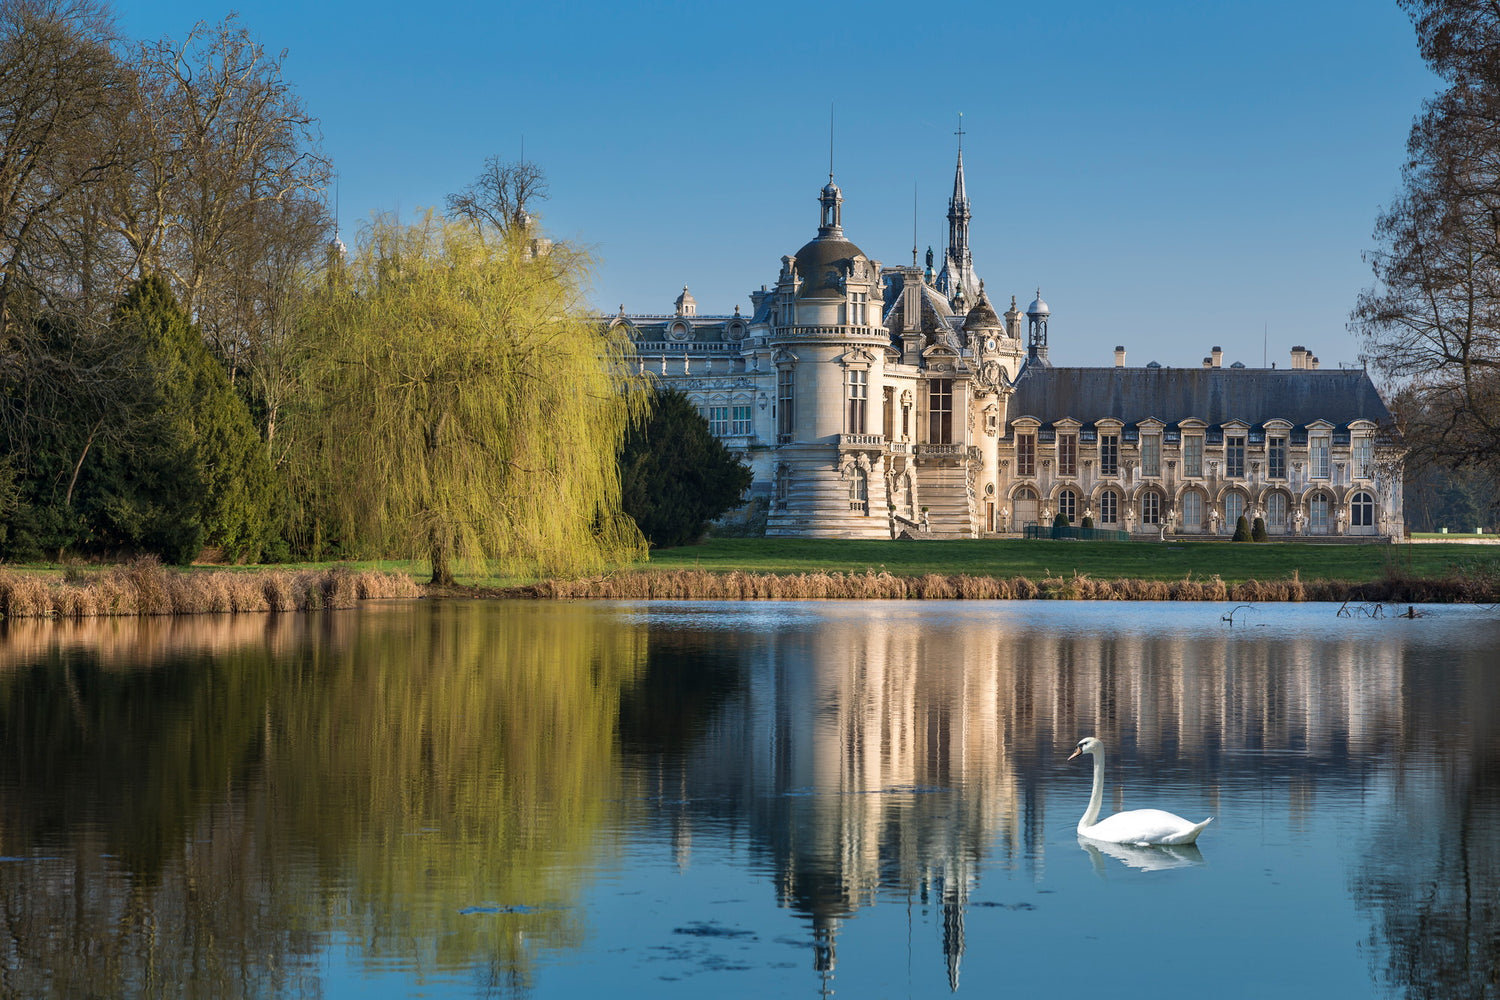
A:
[[119, 1, 1437, 370]]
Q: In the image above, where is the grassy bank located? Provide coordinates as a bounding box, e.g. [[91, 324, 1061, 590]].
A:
[[488, 537, 1500, 603], [0, 560, 420, 619], [635, 538, 1500, 585], [514, 568, 1492, 603]]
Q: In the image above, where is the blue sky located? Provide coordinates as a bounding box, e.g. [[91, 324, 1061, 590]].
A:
[[120, 1, 1436, 369]]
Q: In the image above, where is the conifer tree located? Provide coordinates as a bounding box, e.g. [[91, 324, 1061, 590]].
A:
[[619, 389, 752, 549], [89, 275, 273, 563]]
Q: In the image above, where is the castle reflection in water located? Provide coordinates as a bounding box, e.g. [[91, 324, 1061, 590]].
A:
[[626, 602, 1433, 989]]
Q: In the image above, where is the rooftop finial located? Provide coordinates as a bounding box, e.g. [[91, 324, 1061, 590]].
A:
[[955, 111, 965, 152], [912, 181, 919, 266], [828, 103, 835, 182]]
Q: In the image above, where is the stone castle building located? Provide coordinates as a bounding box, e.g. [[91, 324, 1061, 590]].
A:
[[609, 146, 1403, 540]]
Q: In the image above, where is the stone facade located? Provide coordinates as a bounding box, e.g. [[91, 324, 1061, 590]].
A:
[[610, 151, 1403, 541]]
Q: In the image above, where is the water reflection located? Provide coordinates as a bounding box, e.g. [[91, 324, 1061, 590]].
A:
[[618, 602, 1500, 996], [1078, 837, 1205, 873], [0, 601, 1493, 998]]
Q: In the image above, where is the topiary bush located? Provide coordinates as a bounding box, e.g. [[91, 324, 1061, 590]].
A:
[[1252, 516, 1268, 542], [1232, 515, 1252, 542]]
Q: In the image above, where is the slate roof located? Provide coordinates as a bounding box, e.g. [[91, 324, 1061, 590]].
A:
[[1009, 365, 1393, 430], [791, 236, 866, 299]]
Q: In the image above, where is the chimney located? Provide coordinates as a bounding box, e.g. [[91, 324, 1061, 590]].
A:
[[1114, 345, 1126, 367], [1291, 345, 1306, 369], [1202, 357, 1213, 369], [1310, 355, 1320, 370], [1211, 345, 1223, 368]]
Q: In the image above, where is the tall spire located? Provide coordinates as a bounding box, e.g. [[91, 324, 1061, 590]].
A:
[[947, 112, 971, 272], [937, 112, 979, 304]]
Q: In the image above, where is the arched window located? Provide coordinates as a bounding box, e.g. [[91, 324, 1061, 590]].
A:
[[1181, 490, 1203, 532], [1014, 487, 1039, 528], [1058, 489, 1078, 524], [1267, 492, 1288, 532], [1352, 491, 1375, 529], [1224, 492, 1246, 531], [1141, 490, 1162, 525], [1098, 489, 1119, 525]]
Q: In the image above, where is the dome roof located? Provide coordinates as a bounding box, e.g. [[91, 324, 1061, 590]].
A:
[[1027, 291, 1050, 316], [962, 291, 1002, 331], [791, 235, 867, 300]]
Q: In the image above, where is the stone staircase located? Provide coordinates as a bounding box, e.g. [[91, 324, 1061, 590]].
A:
[[913, 461, 976, 537]]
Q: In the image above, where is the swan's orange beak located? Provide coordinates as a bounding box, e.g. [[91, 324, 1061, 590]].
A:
[[1066, 746, 1083, 761]]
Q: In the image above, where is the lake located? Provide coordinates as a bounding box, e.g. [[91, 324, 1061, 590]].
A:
[[0, 598, 1494, 998]]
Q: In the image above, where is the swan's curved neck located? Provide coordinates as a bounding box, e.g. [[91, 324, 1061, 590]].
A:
[[1079, 748, 1105, 833]]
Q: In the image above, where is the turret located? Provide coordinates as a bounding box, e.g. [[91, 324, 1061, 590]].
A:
[[1026, 289, 1050, 367]]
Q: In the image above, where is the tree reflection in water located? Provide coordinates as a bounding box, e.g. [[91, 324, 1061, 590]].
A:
[[0, 603, 648, 998], [1352, 646, 1500, 1000]]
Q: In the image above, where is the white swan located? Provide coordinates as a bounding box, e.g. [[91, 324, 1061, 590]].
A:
[[1067, 736, 1212, 846]]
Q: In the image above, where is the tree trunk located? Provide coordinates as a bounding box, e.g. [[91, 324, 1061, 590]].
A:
[[429, 536, 453, 586]]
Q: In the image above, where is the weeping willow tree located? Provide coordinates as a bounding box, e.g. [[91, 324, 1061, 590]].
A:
[[291, 212, 647, 582]]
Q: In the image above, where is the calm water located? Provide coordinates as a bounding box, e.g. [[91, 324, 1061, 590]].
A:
[[0, 599, 1496, 999]]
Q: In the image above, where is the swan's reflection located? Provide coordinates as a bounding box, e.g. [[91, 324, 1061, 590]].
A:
[[1079, 836, 1206, 874]]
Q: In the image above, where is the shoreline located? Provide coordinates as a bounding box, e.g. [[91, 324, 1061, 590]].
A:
[[1, 564, 1493, 618], [0, 564, 420, 619], [470, 569, 1499, 605]]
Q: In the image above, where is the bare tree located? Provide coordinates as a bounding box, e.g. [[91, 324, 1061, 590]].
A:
[[0, 0, 126, 331], [1353, 0, 1500, 473], [115, 15, 332, 311], [445, 156, 548, 235]]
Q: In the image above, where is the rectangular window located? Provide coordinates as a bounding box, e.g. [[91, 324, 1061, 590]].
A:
[[1226, 435, 1246, 478], [1268, 437, 1287, 479], [849, 291, 868, 326], [1058, 489, 1077, 524], [1311, 436, 1330, 479], [777, 368, 794, 440], [1058, 433, 1078, 477], [1141, 434, 1161, 477], [731, 404, 752, 437], [883, 387, 894, 440], [1100, 434, 1119, 477], [1184, 436, 1203, 477], [928, 378, 953, 444], [1017, 433, 1036, 476], [1099, 490, 1118, 524], [708, 405, 730, 437], [1353, 436, 1373, 478], [1142, 491, 1161, 525], [846, 369, 867, 434]]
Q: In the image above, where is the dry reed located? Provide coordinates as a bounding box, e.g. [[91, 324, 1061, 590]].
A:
[[505, 567, 1500, 604], [0, 560, 421, 619]]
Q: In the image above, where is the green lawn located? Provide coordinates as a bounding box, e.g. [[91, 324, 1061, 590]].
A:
[[633, 537, 1500, 586]]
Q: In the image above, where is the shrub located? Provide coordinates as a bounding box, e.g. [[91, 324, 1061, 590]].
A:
[[1081, 515, 1094, 529], [1232, 515, 1252, 542], [1252, 516, 1268, 542]]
